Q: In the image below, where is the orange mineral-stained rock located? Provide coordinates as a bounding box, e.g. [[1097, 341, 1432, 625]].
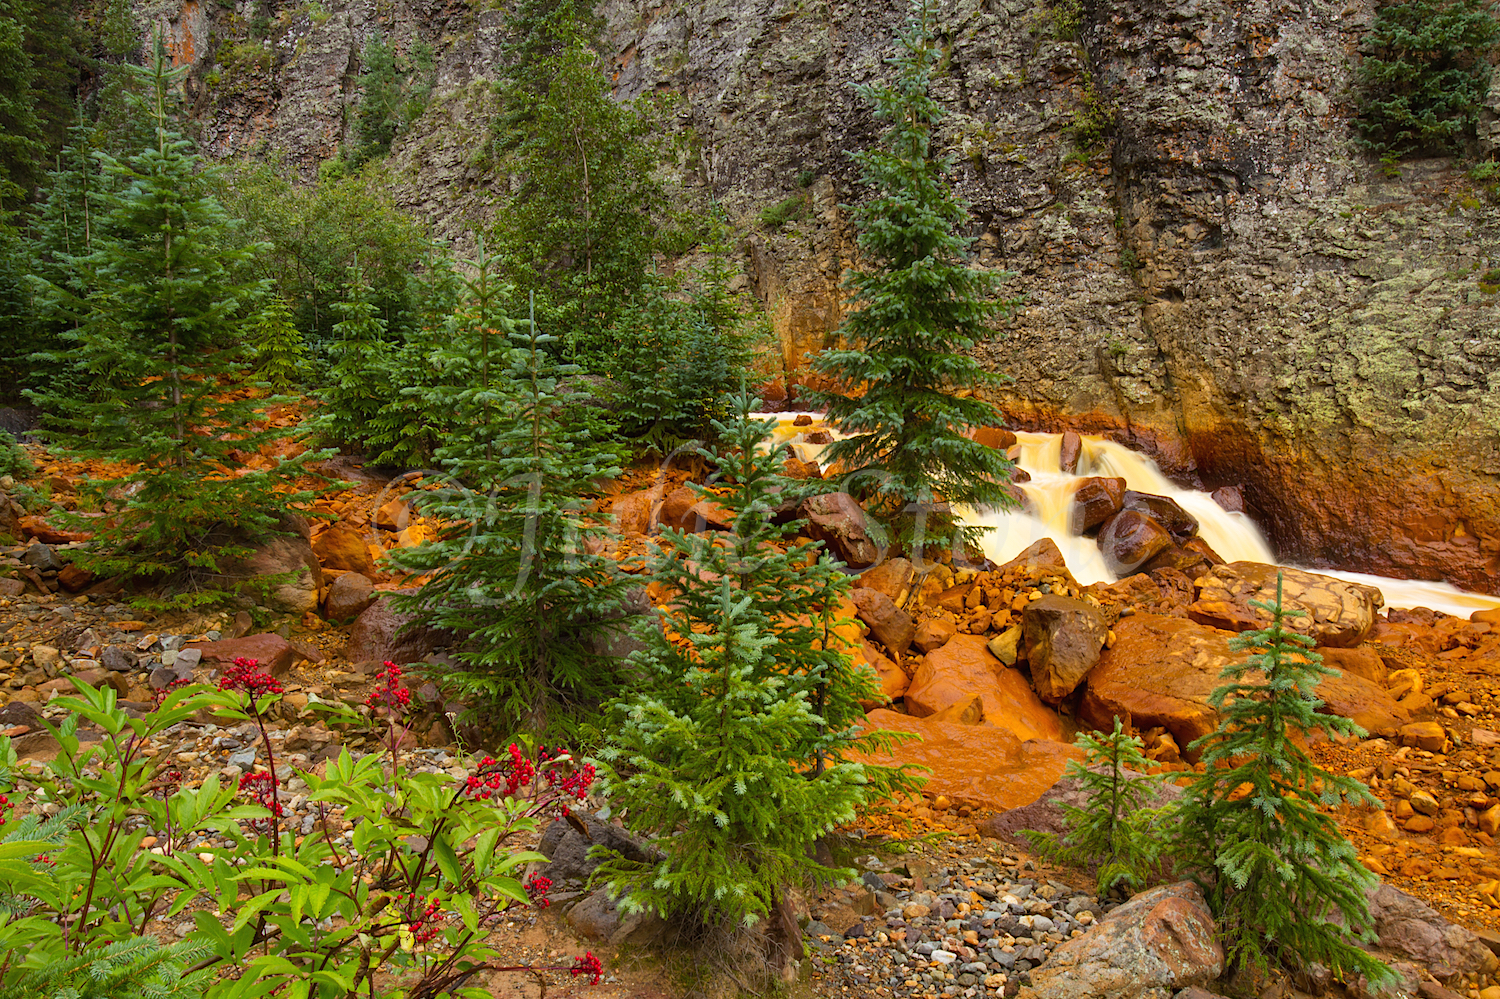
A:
[[905, 634, 1061, 743], [860, 639, 908, 708], [858, 708, 1079, 811]]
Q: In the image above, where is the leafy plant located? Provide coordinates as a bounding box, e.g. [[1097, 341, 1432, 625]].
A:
[[1022, 717, 1170, 898], [1355, 0, 1500, 157], [1174, 572, 1397, 988], [807, 0, 1022, 560], [757, 193, 807, 231], [595, 398, 920, 964], [349, 31, 435, 168]]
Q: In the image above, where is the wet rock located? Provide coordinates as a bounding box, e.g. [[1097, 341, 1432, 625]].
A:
[[1209, 485, 1245, 513], [1081, 614, 1409, 755], [1097, 510, 1174, 577], [1022, 595, 1109, 702], [851, 587, 914, 654], [914, 617, 957, 653], [906, 635, 1061, 743], [998, 537, 1070, 576], [799, 492, 881, 569], [346, 589, 449, 666], [1059, 431, 1083, 474], [1018, 882, 1223, 999], [1121, 491, 1199, 540], [973, 426, 1018, 450], [324, 572, 376, 621], [858, 557, 914, 604], [1189, 562, 1381, 648], [861, 640, 908, 705], [312, 525, 377, 576], [1071, 477, 1126, 533]]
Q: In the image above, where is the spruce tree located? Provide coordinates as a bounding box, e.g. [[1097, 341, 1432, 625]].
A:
[[594, 398, 919, 942], [387, 250, 631, 733], [1176, 572, 1396, 988], [25, 37, 324, 587], [317, 267, 393, 450], [1023, 717, 1171, 898], [808, 0, 1019, 561], [248, 295, 308, 393]]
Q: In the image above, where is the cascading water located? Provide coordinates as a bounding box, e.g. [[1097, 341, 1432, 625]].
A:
[[764, 415, 1500, 617]]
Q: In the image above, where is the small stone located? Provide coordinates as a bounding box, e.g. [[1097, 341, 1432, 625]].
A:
[[1404, 815, 1436, 833], [1410, 790, 1440, 816], [1480, 804, 1500, 836], [903, 902, 931, 920], [31, 646, 59, 672], [1400, 721, 1448, 753]]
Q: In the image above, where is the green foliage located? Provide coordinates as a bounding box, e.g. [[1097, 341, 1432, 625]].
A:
[[349, 31, 434, 168], [757, 193, 808, 231], [0, 937, 213, 999], [0, 0, 88, 209], [1070, 72, 1114, 151], [1022, 718, 1170, 898], [490, 0, 667, 356], [1048, 0, 1084, 41], [317, 268, 393, 450], [1355, 0, 1500, 157], [387, 249, 632, 734], [0, 429, 31, 480], [595, 398, 921, 933], [247, 295, 307, 392], [1175, 573, 1397, 988], [808, 0, 1021, 559], [24, 39, 327, 586]]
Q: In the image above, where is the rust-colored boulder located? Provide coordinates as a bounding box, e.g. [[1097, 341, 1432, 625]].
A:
[[860, 640, 908, 707], [184, 633, 316, 678], [658, 486, 697, 531], [857, 708, 1078, 811], [1320, 645, 1387, 686], [375, 496, 412, 531], [799, 493, 881, 568], [324, 572, 376, 621], [997, 537, 1070, 576], [1139, 543, 1215, 579], [610, 488, 658, 535], [851, 587, 915, 654], [1189, 562, 1381, 648], [1097, 510, 1174, 577], [1022, 595, 1109, 702], [858, 557, 915, 604], [313, 525, 378, 576], [19, 514, 91, 544], [1059, 430, 1082, 474], [1081, 614, 1408, 755], [346, 589, 449, 666], [972, 425, 1018, 450], [1071, 477, 1126, 533], [1210, 485, 1245, 513], [686, 497, 735, 532], [905, 634, 1061, 743], [57, 564, 94, 593], [913, 616, 957, 653], [1122, 491, 1199, 540], [1018, 882, 1224, 999], [781, 457, 823, 480]]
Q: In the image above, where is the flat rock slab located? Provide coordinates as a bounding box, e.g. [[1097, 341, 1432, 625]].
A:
[[184, 633, 319, 678], [1080, 613, 1409, 753], [1189, 561, 1381, 648], [905, 634, 1062, 743]]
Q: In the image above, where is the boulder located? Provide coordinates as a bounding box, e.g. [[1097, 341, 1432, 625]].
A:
[[538, 809, 653, 884], [980, 765, 1182, 853], [861, 640, 909, 705], [913, 617, 956, 653], [858, 708, 1078, 811], [1122, 490, 1199, 539], [184, 633, 316, 678], [1058, 430, 1082, 474], [100, 646, 136, 672], [346, 588, 450, 665], [56, 564, 94, 593], [1018, 882, 1223, 999], [610, 487, 658, 535], [1097, 510, 1174, 577], [987, 624, 1023, 666], [1209, 485, 1245, 513], [1022, 595, 1109, 702], [21, 542, 60, 571], [1189, 562, 1381, 648], [1071, 477, 1126, 533], [312, 525, 378, 576], [324, 572, 377, 621], [1080, 614, 1409, 754], [207, 514, 323, 615], [1366, 883, 1492, 981], [997, 537, 1070, 576], [972, 426, 1017, 450], [374, 496, 412, 531], [657, 486, 698, 531], [858, 557, 915, 604], [1321, 645, 1387, 686], [686, 497, 735, 532], [799, 493, 881, 568], [851, 587, 915, 654], [905, 634, 1061, 743]]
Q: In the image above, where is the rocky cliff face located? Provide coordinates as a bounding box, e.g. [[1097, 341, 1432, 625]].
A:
[[151, 0, 1500, 593]]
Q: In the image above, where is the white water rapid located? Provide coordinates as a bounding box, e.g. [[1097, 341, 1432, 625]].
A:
[[764, 415, 1500, 618]]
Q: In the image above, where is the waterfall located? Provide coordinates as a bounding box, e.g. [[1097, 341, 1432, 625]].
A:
[[762, 415, 1500, 617]]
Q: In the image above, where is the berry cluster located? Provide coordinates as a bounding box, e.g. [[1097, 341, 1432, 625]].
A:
[[461, 744, 535, 800], [151, 767, 184, 796], [238, 771, 284, 833], [554, 762, 596, 804], [151, 676, 192, 709], [0, 791, 11, 828], [402, 893, 444, 944], [570, 952, 604, 985], [217, 657, 283, 699], [524, 873, 551, 908], [365, 661, 413, 712]]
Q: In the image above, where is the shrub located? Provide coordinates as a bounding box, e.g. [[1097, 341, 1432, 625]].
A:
[[1355, 0, 1500, 157], [757, 193, 807, 231], [1174, 572, 1397, 988]]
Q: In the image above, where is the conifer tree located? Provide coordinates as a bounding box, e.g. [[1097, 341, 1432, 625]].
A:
[[1176, 573, 1396, 988], [25, 37, 324, 586], [248, 295, 308, 393], [388, 250, 631, 733], [594, 399, 919, 944], [317, 267, 393, 450], [808, 0, 1019, 561], [1023, 717, 1171, 898]]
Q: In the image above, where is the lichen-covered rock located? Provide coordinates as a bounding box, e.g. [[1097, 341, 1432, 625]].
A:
[[1189, 561, 1382, 648], [1018, 881, 1223, 999]]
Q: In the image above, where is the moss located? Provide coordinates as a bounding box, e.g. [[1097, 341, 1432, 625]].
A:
[[758, 193, 808, 231]]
